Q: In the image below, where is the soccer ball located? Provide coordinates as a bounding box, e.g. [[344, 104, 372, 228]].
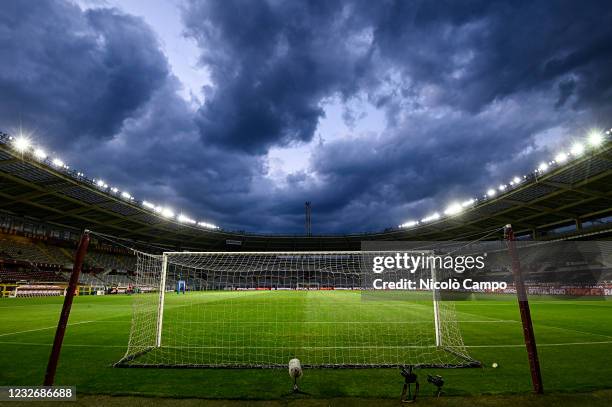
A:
[[492, 362, 498, 368]]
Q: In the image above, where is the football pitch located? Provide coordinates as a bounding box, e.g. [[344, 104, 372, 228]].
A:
[[0, 292, 611, 401]]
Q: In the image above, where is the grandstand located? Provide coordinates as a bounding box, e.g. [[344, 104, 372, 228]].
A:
[[0, 129, 611, 290], [0, 130, 611, 255], [0, 128, 610, 302]]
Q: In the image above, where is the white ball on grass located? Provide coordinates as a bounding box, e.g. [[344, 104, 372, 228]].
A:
[[492, 362, 498, 368]]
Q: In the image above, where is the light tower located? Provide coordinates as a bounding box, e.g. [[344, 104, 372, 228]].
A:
[[305, 201, 312, 236]]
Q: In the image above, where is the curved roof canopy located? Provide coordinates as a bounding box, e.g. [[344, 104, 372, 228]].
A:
[[1, 133, 611, 251]]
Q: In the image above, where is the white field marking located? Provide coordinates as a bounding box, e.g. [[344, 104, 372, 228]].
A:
[[67, 320, 130, 323], [531, 323, 612, 339], [158, 341, 612, 349], [0, 320, 95, 337], [454, 301, 612, 306], [0, 341, 125, 348], [163, 320, 516, 324], [450, 307, 612, 339], [464, 341, 612, 348], [1, 340, 611, 349], [451, 308, 517, 323]]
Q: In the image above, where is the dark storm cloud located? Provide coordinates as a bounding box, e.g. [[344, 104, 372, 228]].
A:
[[1, 0, 611, 234], [178, 0, 612, 232], [183, 0, 374, 153], [0, 0, 167, 144], [368, 0, 612, 114]]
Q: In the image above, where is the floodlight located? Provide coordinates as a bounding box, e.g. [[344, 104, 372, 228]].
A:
[[443, 203, 463, 216], [110, 187, 119, 193], [142, 201, 155, 209], [461, 198, 475, 207], [96, 180, 106, 187], [538, 162, 548, 172], [33, 148, 47, 160], [421, 212, 440, 223], [570, 142, 584, 156], [486, 189, 496, 197], [400, 220, 418, 228], [512, 176, 521, 184], [121, 191, 131, 199], [161, 208, 175, 218], [198, 221, 217, 229], [177, 214, 196, 224], [13, 136, 31, 152], [199, 221, 219, 229], [52, 158, 64, 167], [587, 130, 603, 147], [498, 184, 507, 192], [554, 152, 568, 163]]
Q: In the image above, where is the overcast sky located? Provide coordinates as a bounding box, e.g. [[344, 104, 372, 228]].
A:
[[1, 0, 611, 234]]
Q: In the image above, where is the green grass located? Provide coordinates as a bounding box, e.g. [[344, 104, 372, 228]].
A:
[[0, 293, 611, 401], [125, 290, 473, 368]]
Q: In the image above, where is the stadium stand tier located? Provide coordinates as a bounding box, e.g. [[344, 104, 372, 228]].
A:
[[0, 131, 611, 254]]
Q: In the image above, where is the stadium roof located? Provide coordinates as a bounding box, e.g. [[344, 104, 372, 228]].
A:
[[1, 131, 611, 251]]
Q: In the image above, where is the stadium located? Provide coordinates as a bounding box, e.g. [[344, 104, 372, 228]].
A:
[[1, 1, 612, 406], [1, 127, 612, 405]]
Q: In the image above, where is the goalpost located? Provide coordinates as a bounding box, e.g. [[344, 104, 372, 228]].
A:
[[115, 251, 479, 369]]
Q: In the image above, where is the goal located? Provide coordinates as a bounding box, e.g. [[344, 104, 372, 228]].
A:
[[115, 251, 479, 369]]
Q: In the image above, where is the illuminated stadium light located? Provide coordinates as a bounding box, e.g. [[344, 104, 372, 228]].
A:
[[570, 142, 584, 156], [13, 136, 31, 152], [177, 214, 197, 224], [587, 130, 603, 147], [95, 179, 108, 189], [396, 126, 609, 228], [198, 221, 219, 229], [421, 212, 440, 223], [399, 220, 418, 228], [33, 148, 47, 160], [555, 152, 568, 163], [443, 203, 463, 216], [1, 130, 222, 230], [461, 198, 475, 207], [160, 207, 175, 219]]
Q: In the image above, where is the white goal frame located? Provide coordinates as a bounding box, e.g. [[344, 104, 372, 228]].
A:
[[116, 250, 479, 369]]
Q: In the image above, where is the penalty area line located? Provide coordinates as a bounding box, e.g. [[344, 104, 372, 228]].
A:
[[464, 340, 612, 348], [0, 320, 95, 337]]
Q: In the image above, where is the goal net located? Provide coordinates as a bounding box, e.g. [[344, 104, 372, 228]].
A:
[[116, 251, 479, 368]]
